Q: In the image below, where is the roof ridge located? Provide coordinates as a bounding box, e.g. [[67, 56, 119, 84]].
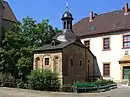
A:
[[73, 9, 123, 27], [84, 9, 123, 20], [73, 8, 130, 37], [2, 0, 17, 22], [0, 0, 5, 8], [2, 0, 7, 3]]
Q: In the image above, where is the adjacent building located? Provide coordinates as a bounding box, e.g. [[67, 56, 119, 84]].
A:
[[0, 0, 17, 42], [33, 6, 96, 85], [73, 3, 130, 81]]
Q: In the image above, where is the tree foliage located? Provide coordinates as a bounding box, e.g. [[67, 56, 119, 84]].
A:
[[0, 17, 60, 79]]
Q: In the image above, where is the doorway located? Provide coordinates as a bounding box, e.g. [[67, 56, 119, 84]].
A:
[[123, 66, 130, 80]]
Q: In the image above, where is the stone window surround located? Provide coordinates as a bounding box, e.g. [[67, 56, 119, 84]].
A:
[[53, 56, 59, 72], [102, 36, 111, 50], [45, 58, 49, 65], [103, 62, 111, 77], [35, 57, 40, 70], [122, 34, 130, 49], [43, 55, 51, 66]]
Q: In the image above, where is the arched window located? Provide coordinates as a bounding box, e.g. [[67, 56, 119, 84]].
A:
[[54, 56, 59, 71], [51, 41, 55, 46], [64, 21, 66, 29], [67, 21, 69, 29], [70, 22, 72, 29], [35, 57, 40, 70], [80, 59, 83, 67], [70, 58, 73, 67]]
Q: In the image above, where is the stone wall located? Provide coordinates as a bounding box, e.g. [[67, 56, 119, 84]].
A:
[[33, 44, 95, 86], [86, 49, 94, 80], [62, 44, 94, 85], [33, 51, 63, 85]]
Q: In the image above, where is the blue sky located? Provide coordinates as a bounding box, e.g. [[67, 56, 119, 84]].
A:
[[8, 0, 129, 29]]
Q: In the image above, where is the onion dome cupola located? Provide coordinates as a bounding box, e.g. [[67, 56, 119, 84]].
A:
[[61, 3, 74, 30], [55, 3, 81, 43]]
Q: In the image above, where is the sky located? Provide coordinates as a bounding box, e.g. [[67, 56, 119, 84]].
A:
[[7, 0, 130, 29]]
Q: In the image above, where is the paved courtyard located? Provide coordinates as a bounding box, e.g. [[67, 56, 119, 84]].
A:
[[0, 85, 130, 97]]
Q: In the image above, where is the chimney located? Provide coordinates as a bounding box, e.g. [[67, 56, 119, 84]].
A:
[[94, 13, 98, 17], [89, 11, 94, 22], [124, 2, 129, 15]]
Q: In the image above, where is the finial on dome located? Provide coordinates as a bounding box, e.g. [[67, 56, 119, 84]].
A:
[[66, 2, 69, 11]]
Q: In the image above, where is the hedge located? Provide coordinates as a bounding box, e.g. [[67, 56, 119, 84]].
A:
[[72, 79, 116, 93]]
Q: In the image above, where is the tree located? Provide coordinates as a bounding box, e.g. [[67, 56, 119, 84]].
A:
[[0, 30, 25, 77], [0, 17, 61, 79]]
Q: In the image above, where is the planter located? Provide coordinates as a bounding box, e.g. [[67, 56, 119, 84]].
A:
[[73, 86, 98, 93], [74, 83, 117, 93]]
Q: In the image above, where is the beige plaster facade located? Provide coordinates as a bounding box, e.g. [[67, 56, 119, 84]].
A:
[[34, 51, 63, 85], [119, 55, 130, 80], [81, 31, 130, 81]]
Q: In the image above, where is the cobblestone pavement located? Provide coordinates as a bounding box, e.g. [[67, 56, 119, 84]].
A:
[[0, 86, 130, 97]]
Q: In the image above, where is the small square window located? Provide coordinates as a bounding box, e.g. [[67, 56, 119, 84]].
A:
[[84, 40, 90, 49], [45, 58, 49, 65]]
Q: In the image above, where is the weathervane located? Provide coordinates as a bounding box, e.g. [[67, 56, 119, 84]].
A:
[[66, 2, 69, 11], [124, 0, 128, 4]]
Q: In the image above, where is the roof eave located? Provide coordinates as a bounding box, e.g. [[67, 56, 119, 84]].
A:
[[80, 28, 130, 38]]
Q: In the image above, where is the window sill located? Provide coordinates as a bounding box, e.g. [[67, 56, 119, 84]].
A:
[[122, 47, 130, 49], [103, 76, 111, 78], [102, 49, 111, 51]]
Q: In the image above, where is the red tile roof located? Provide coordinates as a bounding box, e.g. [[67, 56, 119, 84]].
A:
[[73, 9, 130, 37], [2, 1, 17, 22]]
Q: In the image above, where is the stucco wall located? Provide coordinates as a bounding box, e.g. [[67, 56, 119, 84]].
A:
[[81, 31, 130, 81]]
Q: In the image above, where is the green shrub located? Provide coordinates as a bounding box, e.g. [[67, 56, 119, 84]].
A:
[[0, 72, 3, 85], [73, 82, 96, 88], [73, 79, 115, 88], [0, 73, 16, 87], [27, 69, 60, 91], [94, 79, 115, 86], [60, 84, 74, 92], [16, 79, 28, 89]]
